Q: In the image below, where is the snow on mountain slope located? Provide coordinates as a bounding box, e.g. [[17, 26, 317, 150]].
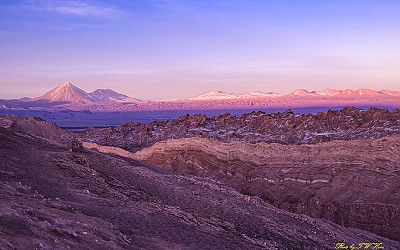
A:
[[358, 88, 379, 96], [316, 89, 341, 96], [287, 89, 318, 97], [290, 88, 400, 98], [187, 90, 282, 100], [187, 91, 239, 100], [334, 89, 382, 98], [90, 89, 141, 103], [185, 88, 400, 101], [380, 90, 400, 96], [239, 91, 282, 98]]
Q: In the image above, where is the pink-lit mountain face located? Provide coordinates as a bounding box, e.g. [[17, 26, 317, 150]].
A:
[[36, 83, 96, 103], [186, 88, 400, 100], [35, 83, 141, 104], [285, 88, 400, 99], [90, 89, 141, 103], [176, 88, 399, 111], [187, 90, 282, 100], [1, 83, 399, 111]]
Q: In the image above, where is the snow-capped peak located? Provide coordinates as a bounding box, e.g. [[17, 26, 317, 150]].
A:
[[357, 89, 378, 96], [187, 90, 283, 100], [90, 89, 141, 103], [240, 91, 282, 98], [379, 90, 400, 96], [289, 89, 317, 96], [316, 89, 341, 96]]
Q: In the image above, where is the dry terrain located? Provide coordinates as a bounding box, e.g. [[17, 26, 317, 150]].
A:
[[82, 107, 400, 151], [124, 136, 400, 241], [80, 107, 400, 242], [1, 114, 399, 249]]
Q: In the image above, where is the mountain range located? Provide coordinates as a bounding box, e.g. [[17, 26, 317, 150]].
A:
[[1, 82, 399, 111], [34, 82, 141, 103], [187, 90, 282, 100]]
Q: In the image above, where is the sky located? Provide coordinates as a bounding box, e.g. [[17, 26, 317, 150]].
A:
[[0, 0, 400, 100]]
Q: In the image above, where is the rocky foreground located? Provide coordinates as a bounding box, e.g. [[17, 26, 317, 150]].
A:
[[82, 107, 400, 151], [0, 116, 399, 249]]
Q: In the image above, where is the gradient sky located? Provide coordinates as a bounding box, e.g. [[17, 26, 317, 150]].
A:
[[1, 0, 400, 100]]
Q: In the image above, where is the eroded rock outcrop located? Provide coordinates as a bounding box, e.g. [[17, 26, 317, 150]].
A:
[[81, 107, 400, 151], [128, 136, 400, 241], [69, 140, 84, 152]]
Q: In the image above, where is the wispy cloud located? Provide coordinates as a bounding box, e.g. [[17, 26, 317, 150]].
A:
[[23, 0, 117, 17]]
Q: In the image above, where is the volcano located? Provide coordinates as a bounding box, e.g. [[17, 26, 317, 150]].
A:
[[36, 83, 96, 103]]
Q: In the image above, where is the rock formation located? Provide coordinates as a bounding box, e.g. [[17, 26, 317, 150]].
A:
[[124, 136, 400, 241], [81, 107, 400, 152], [69, 140, 84, 152]]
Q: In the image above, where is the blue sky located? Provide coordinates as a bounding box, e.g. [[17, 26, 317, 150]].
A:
[[1, 0, 400, 99]]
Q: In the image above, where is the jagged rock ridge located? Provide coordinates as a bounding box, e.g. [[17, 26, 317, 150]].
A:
[[81, 107, 400, 151]]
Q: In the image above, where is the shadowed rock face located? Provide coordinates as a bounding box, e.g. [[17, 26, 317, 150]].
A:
[[1, 126, 400, 249], [129, 137, 400, 241], [81, 107, 400, 151]]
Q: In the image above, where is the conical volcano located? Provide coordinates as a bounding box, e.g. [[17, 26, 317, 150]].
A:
[[36, 83, 96, 103]]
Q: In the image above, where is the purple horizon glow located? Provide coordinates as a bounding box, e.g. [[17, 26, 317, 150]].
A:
[[1, 0, 400, 100]]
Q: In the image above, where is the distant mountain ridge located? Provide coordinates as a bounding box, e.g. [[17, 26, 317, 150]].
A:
[[187, 88, 400, 100], [284, 88, 400, 98], [35, 83, 141, 103], [90, 88, 141, 103], [187, 90, 281, 100], [1, 82, 399, 111], [32, 82, 400, 103]]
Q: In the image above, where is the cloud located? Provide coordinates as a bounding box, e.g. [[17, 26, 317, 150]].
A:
[[53, 2, 114, 16], [24, 0, 117, 17]]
